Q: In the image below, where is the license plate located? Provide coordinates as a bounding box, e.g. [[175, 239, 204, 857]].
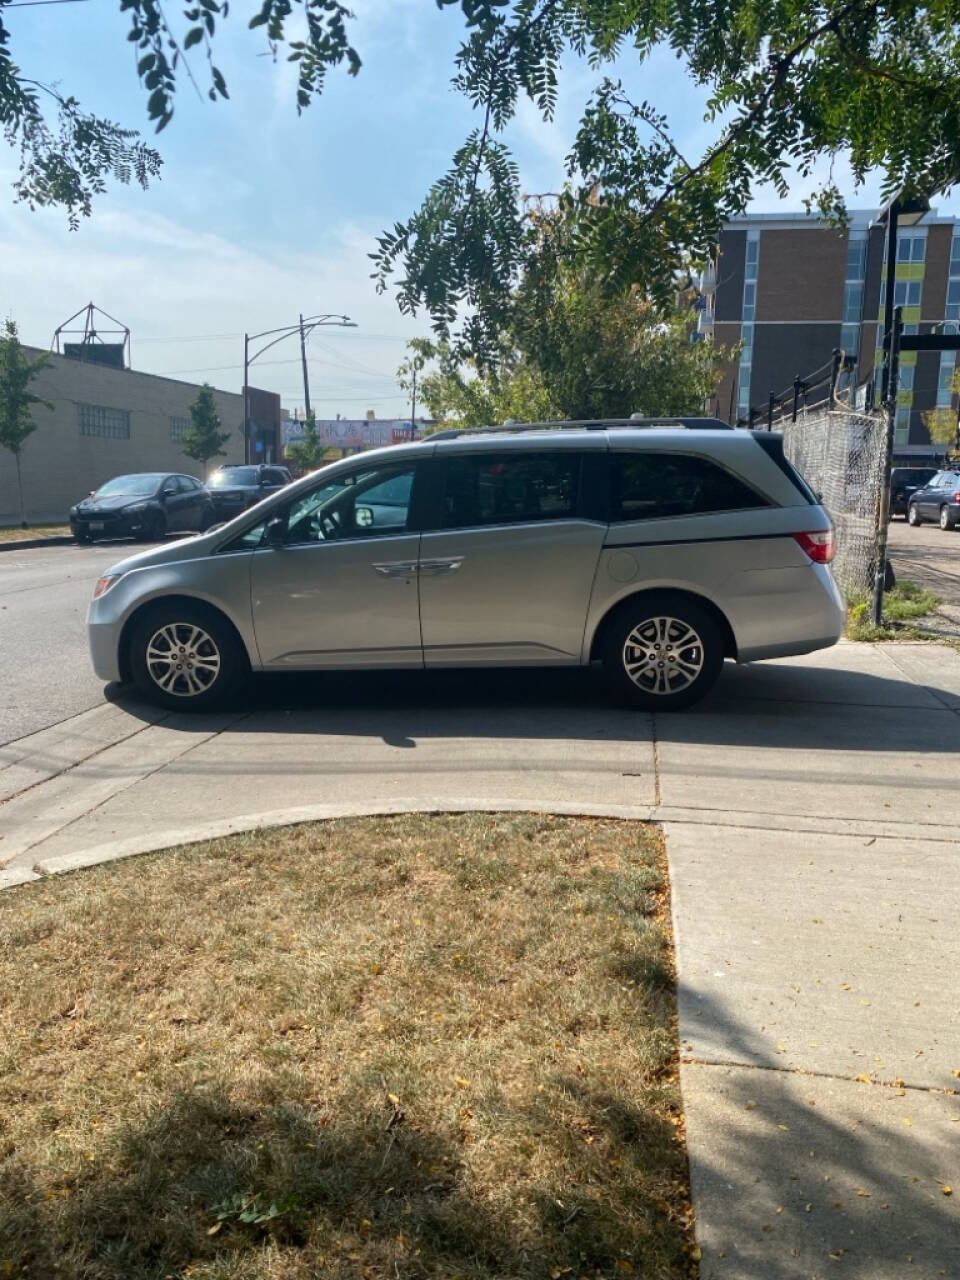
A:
[[89, 523, 104, 532]]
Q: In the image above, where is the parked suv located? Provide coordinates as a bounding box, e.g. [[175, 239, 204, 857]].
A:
[[906, 469, 960, 530], [207, 464, 291, 520], [890, 467, 938, 519], [87, 420, 845, 712]]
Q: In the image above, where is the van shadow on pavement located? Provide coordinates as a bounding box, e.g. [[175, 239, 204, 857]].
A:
[[104, 657, 960, 759]]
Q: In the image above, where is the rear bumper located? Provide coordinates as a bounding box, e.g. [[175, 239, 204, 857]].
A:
[[730, 563, 846, 663]]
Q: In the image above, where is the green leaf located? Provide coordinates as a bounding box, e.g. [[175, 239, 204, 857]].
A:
[[183, 27, 204, 49]]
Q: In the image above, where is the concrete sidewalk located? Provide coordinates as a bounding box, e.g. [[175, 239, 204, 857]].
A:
[[2, 640, 959, 1275]]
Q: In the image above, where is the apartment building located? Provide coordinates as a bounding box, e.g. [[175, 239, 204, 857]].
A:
[[700, 210, 960, 455], [0, 348, 281, 524]]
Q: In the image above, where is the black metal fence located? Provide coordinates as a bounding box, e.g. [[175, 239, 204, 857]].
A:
[[737, 348, 865, 431]]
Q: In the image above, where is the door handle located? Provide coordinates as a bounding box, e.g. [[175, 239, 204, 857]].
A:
[[373, 560, 418, 578], [417, 557, 464, 577]]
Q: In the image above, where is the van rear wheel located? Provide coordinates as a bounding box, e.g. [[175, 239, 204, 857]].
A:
[[601, 595, 724, 711]]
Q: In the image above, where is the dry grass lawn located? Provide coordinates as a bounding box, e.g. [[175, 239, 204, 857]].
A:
[[0, 813, 696, 1280], [0, 526, 71, 542]]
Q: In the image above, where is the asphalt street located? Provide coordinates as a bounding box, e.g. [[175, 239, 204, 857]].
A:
[[887, 515, 960, 607], [0, 538, 164, 745]]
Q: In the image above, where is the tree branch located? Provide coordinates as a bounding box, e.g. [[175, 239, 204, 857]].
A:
[[633, 0, 881, 231]]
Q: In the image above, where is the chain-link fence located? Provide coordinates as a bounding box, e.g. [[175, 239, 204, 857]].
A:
[[779, 406, 887, 600]]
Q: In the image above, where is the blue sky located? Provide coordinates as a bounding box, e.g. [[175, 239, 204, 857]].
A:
[[2, 0, 958, 419]]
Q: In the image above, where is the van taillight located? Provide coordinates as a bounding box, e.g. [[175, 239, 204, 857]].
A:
[[793, 529, 836, 564]]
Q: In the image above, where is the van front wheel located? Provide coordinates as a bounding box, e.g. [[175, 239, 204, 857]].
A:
[[601, 596, 724, 711]]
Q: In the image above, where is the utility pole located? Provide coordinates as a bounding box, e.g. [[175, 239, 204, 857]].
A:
[[410, 366, 417, 437], [299, 314, 312, 421], [243, 332, 250, 465]]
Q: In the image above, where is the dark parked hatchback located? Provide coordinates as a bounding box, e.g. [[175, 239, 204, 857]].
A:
[[207, 464, 291, 519], [890, 467, 937, 518], [70, 473, 214, 543]]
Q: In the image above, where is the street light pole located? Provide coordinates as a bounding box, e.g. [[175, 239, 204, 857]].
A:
[[299, 314, 312, 421], [242, 314, 357, 461], [243, 332, 250, 465]]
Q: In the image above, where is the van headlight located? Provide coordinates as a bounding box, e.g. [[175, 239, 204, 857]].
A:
[[93, 573, 126, 599]]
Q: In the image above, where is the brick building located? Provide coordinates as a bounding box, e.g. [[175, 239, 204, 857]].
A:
[[0, 348, 280, 524], [701, 210, 960, 456]]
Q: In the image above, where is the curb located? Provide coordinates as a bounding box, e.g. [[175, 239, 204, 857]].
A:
[[0, 535, 74, 553], [4, 799, 659, 892], [5, 796, 960, 895]]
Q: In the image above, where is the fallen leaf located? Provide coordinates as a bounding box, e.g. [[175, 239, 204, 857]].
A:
[[841, 983, 852, 991], [207, 1222, 223, 1236], [830, 1249, 846, 1260], [942, 1186, 953, 1197], [387, 1093, 400, 1106], [903, 1117, 913, 1126], [855, 1074, 872, 1084], [778, 1124, 790, 1131], [454, 1076, 471, 1089]]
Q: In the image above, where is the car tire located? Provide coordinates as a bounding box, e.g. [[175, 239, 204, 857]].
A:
[[198, 505, 216, 532], [907, 504, 921, 526], [601, 594, 725, 711], [74, 530, 93, 544], [940, 505, 957, 531], [127, 602, 248, 711], [138, 510, 166, 542]]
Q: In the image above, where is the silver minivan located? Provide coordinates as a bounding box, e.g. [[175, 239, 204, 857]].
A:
[[87, 420, 845, 711]]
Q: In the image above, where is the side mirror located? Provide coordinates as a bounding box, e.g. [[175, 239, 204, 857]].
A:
[[265, 516, 286, 548]]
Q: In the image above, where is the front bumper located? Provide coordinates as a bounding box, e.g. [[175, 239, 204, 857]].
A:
[[87, 601, 124, 683], [71, 510, 149, 538]]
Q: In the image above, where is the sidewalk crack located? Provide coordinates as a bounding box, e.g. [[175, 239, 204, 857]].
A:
[[682, 1054, 958, 1097]]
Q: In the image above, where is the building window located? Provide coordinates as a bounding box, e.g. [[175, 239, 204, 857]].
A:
[[78, 403, 130, 439], [842, 283, 864, 323], [840, 323, 860, 358], [899, 364, 915, 392], [894, 406, 911, 443], [897, 232, 926, 263], [170, 416, 190, 441], [938, 352, 957, 407], [846, 233, 867, 280], [893, 279, 922, 308], [946, 279, 960, 323], [742, 280, 757, 320]]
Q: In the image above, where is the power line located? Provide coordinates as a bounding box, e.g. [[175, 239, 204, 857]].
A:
[[5, 0, 91, 7]]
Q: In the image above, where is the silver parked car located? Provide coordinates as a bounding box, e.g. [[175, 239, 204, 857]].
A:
[[87, 420, 845, 712]]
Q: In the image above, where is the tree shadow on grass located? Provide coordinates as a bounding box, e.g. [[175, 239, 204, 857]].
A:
[[0, 1077, 692, 1279]]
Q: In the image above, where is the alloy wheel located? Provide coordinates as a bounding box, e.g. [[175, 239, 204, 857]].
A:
[[145, 622, 221, 697], [622, 615, 705, 696]]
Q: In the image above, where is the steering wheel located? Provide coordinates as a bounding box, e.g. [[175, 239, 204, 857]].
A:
[[318, 509, 340, 539]]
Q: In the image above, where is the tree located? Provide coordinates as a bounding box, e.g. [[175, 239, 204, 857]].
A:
[[404, 240, 721, 427], [181, 383, 230, 476], [284, 411, 330, 472], [923, 370, 960, 449], [370, 0, 960, 358], [0, 319, 51, 528], [1, 1, 359, 223], [6, 2, 960, 341]]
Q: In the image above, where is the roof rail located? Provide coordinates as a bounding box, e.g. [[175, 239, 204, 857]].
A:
[[428, 416, 734, 440]]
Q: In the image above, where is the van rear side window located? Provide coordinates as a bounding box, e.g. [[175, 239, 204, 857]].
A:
[[610, 452, 770, 522]]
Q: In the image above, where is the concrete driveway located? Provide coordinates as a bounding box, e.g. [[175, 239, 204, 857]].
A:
[[2, 640, 959, 1277]]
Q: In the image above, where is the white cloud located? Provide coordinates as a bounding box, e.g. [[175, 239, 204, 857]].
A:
[[0, 202, 421, 418]]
